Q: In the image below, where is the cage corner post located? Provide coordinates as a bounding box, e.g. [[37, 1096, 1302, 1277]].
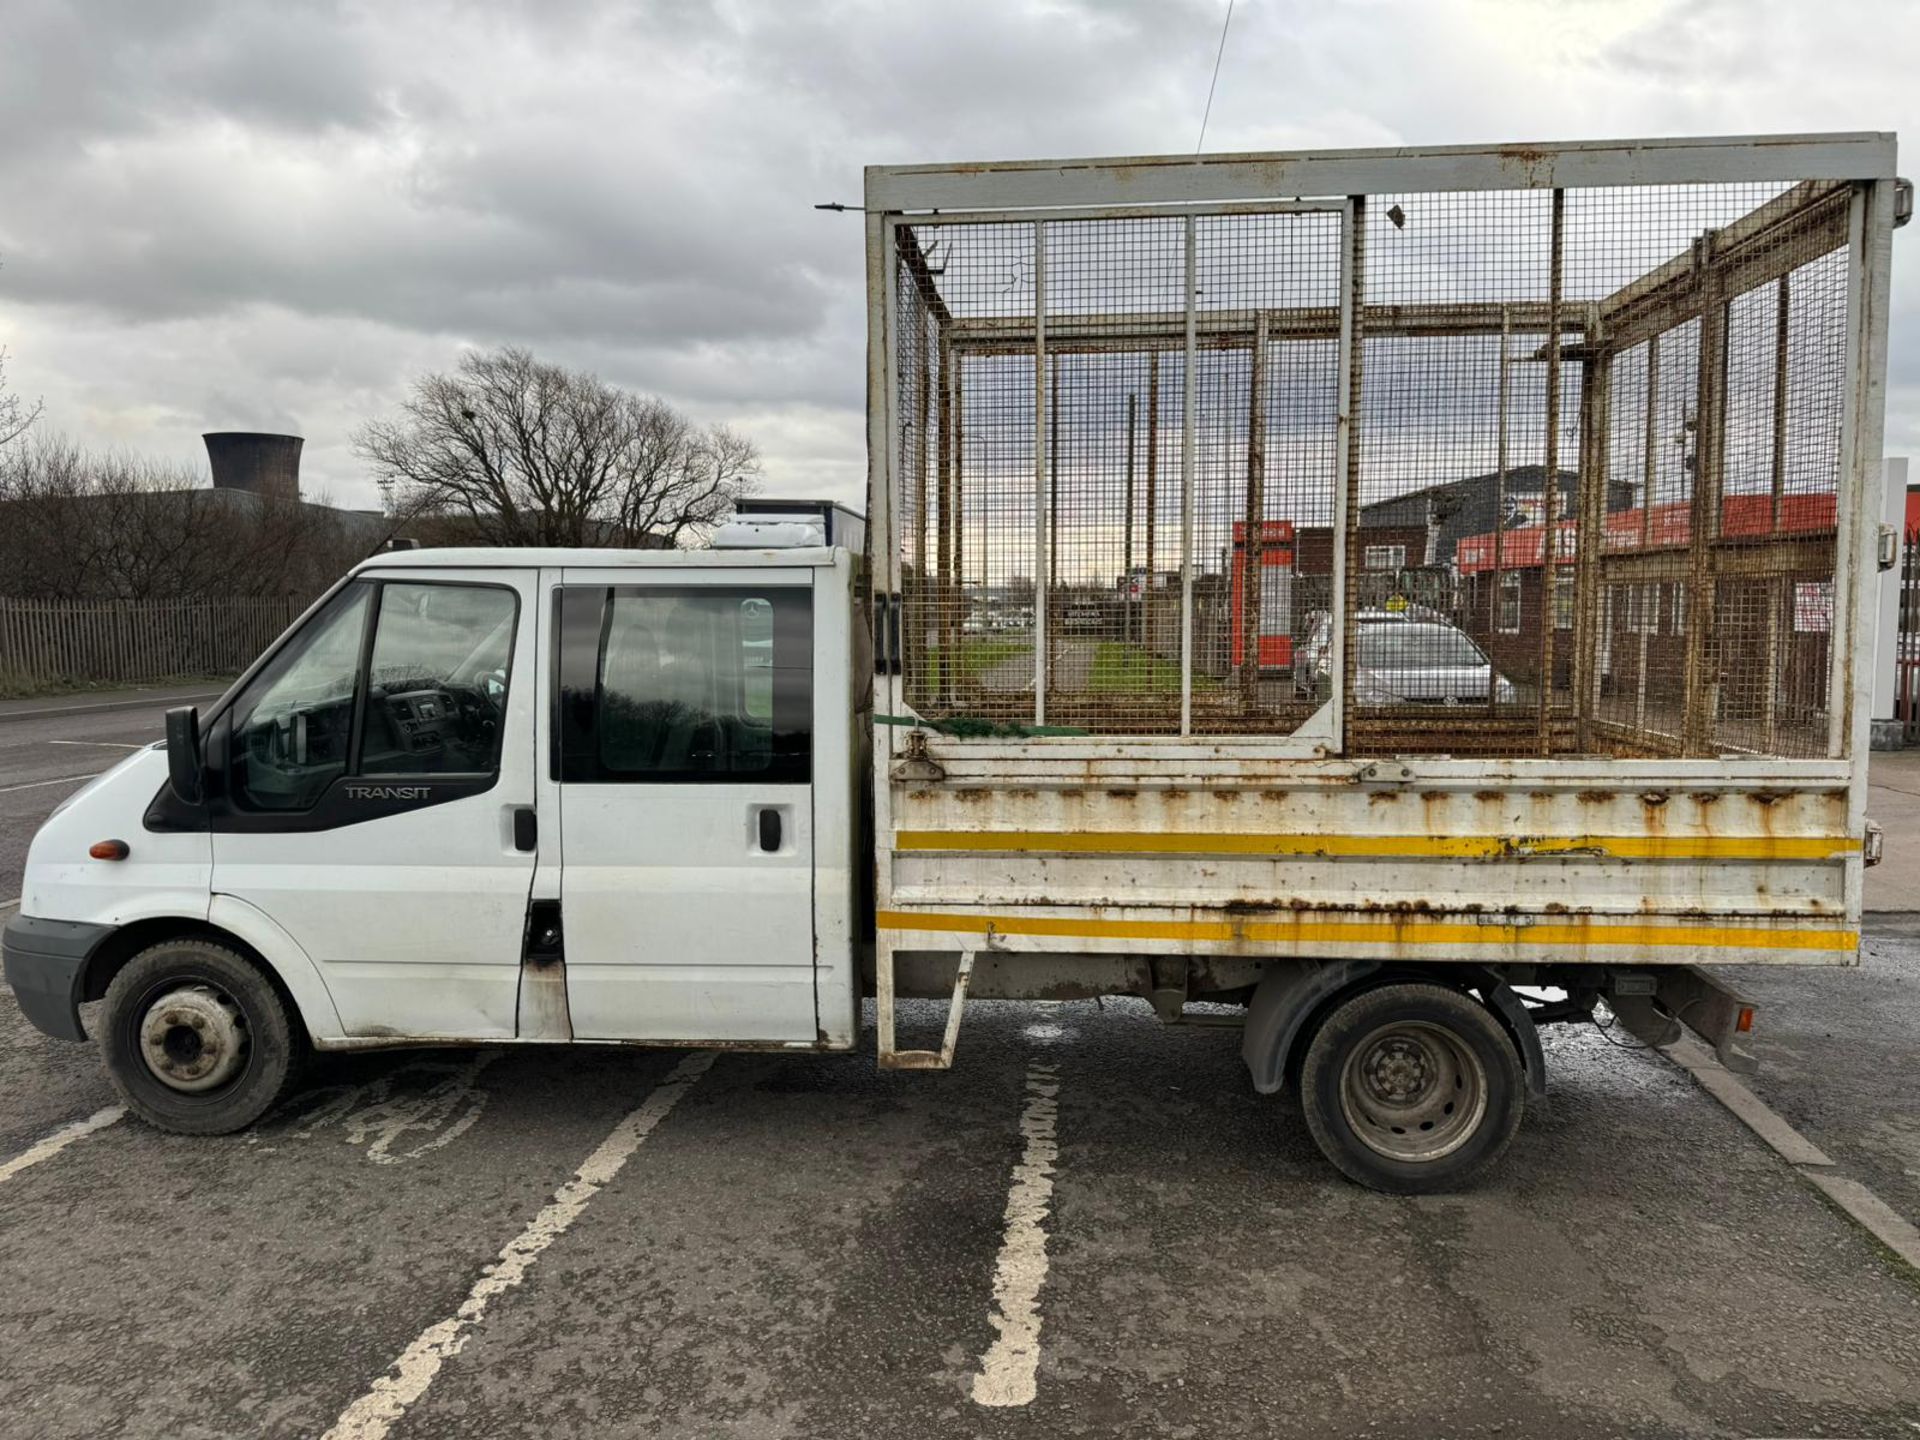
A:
[[1836, 175, 1895, 933], [866, 210, 899, 725], [1179, 211, 1197, 737], [1333, 194, 1364, 756], [936, 323, 955, 709], [1240, 308, 1269, 714], [1536, 187, 1566, 757], [1032, 217, 1051, 728], [1573, 301, 1611, 754], [866, 207, 902, 937], [1682, 229, 1731, 758]]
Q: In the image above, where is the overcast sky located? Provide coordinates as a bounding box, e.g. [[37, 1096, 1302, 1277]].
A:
[[1, 0, 1915, 514]]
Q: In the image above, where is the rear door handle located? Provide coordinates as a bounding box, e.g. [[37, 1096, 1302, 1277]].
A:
[[512, 807, 537, 852], [758, 807, 782, 853]]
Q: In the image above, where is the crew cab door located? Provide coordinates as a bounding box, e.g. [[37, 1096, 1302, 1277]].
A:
[[207, 568, 540, 1037], [554, 568, 816, 1042]]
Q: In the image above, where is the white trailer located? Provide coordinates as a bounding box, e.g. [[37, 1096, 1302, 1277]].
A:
[[2, 134, 1904, 1191]]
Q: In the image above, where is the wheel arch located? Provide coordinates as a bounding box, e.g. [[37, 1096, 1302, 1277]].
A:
[[78, 904, 343, 1044], [1242, 959, 1545, 1099]]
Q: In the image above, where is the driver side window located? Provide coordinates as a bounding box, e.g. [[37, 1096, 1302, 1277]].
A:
[[227, 580, 518, 812], [360, 583, 517, 777], [229, 583, 373, 812]]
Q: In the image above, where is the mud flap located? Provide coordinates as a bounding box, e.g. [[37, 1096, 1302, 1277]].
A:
[[1240, 959, 1381, 1095]]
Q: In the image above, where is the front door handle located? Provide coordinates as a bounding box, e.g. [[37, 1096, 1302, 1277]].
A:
[[758, 807, 782, 853], [512, 807, 537, 852]]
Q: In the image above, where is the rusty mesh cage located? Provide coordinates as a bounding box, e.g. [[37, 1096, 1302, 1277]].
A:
[[884, 166, 1864, 758]]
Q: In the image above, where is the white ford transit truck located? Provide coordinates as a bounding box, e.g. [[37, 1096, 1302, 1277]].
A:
[[4, 133, 1902, 1191]]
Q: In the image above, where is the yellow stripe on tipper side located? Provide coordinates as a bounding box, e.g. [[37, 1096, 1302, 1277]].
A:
[[875, 908, 1860, 953], [893, 830, 1859, 863]]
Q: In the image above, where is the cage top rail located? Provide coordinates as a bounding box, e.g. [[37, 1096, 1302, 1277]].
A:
[[865, 132, 1896, 214]]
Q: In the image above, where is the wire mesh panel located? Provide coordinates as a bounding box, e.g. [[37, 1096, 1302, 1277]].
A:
[[895, 222, 1036, 724], [883, 153, 1872, 760], [1035, 216, 1189, 733], [1185, 211, 1342, 735], [1356, 190, 1565, 754], [1572, 182, 1852, 758]]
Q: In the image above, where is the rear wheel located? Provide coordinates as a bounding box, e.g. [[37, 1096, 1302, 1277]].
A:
[[99, 938, 303, 1135], [1298, 982, 1523, 1194]]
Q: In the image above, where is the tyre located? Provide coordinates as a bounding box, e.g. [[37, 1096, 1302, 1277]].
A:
[[99, 938, 304, 1135], [1298, 981, 1523, 1194]]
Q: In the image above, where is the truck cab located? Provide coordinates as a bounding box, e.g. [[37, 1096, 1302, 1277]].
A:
[[3, 540, 867, 1133]]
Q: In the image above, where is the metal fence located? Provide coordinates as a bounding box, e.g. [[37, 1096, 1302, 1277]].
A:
[[882, 147, 1886, 759], [0, 597, 299, 691]]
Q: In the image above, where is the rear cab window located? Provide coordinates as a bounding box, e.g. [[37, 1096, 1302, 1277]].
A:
[[556, 585, 811, 784]]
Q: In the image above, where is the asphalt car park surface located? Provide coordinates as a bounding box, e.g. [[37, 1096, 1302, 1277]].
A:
[[2, 693, 1918, 1439]]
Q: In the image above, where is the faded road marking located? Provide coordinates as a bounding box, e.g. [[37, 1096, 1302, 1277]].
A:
[[0, 897, 17, 911], [320, 1051, 714, 1440], [1663, 1034, 1920, 1273], [1663, 1035, 1834, 1168], [1801, 1172, 1920, 1271], [271, 1052, 500, 1164], [46, 739, 144, 750], [0, 1106, 125, 1185], [0, 771, 105, 795], [971, 1061, 1060, 1408]]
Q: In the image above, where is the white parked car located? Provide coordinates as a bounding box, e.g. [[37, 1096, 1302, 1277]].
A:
[[1303, 612, 1515, 706]]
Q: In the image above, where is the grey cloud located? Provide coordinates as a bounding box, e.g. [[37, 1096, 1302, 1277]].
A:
[[2, 0, 1918, 517]]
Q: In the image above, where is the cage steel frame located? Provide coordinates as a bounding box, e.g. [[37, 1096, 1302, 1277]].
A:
[[865, 136, 1898, 774]]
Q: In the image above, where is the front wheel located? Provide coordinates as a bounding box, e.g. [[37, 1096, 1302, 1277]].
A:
[[1298, 982, 1523, 1194], [99, 938, 304, 1135]]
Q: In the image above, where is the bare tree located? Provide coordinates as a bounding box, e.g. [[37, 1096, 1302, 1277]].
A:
[[0, 434, 377, 601], [355, 346, 760, 548], [0, 344, 43, 451]]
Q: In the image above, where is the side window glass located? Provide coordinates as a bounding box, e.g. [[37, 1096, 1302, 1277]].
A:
[[229, 584, 372, 811], [562, 587, 810, 783], [360, 583, 518, 776]]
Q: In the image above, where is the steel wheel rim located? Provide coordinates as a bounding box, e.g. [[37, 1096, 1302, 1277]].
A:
[[1338, 1018, 1487, 1162], [137, 983, 250, 1094]]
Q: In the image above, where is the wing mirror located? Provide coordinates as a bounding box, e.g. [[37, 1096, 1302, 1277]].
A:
[[164, 706, 204, 806]]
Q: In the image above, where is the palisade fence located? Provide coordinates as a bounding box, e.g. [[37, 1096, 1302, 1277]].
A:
[[1900, 526, 1920, 745], [0, 596, 301, 692]]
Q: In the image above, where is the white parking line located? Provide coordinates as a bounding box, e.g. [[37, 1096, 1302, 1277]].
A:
[[971, 1061, 1060, 1409], [0, 1106, 126, 1185], [1801, 1171, 1920, 1267], [46, 740, 145, 750], [1662, 1035, 1835, 1168], [1662, 1035, 1920, 1273], [0, 897, 17, 911], [0, 771, 105, 795], [0, 691, 223, 720], [321, 1051, 715, 1440]]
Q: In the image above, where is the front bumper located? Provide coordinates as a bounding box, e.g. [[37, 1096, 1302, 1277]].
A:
[[2, 914, 115, 1042]]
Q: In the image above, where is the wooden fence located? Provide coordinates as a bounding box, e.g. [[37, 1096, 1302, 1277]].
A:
[[0, 596, 301, 691]]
